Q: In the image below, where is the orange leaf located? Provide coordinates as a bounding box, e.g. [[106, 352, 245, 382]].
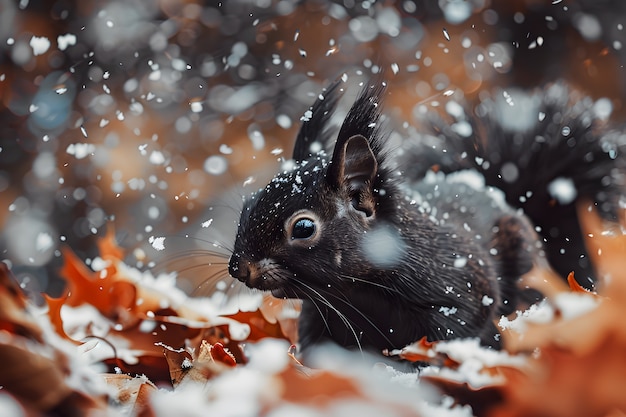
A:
[[491, 335, 626, 417], [43, 292, 79, 344], [278, 365, 361, 406], [567, 272, 592, 293], [386, 337, 458, 368], [97, 227, 125, 262], [60, 247, 109, 311], [224, 309, 288, 342]]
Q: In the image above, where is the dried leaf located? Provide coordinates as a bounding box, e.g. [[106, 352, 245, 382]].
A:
[[43, 292, 78, 343], [278, 365, 362, 406], [491, 335, 626, 417], [210, 342, 237, 367], [0, 263, 43, 341], [567, 272, 593, 293], [423, 376, 505, 417], [164, 349, 193, 386], [224, 309, 288, 342], [385, 337, 453, 366], [0, 341, 72, 411], [104, 374, 156, 415], [170, 340, 234, 387]]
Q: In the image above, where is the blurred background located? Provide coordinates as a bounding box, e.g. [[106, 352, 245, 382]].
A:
[[1, 0, 625, 301]]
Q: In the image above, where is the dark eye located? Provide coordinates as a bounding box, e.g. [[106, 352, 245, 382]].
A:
[[292, 218, 316, 240]]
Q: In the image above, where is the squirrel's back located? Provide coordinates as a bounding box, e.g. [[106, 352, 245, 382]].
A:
[[229, 79, 626, 355], [402, 83, 626, 288]]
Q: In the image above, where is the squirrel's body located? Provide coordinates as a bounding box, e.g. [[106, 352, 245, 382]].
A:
[[229, 80, 624, 355]]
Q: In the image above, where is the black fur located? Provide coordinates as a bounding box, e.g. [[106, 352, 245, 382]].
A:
[[228, 80, 625, 357], [402, 83, 626, 289]]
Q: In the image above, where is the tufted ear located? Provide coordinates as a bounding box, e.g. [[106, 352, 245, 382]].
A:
[[292, 80, 344, 162], [327, 134, 378, 216]]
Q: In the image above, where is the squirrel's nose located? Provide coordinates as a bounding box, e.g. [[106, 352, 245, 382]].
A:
[[228, 254, 251, 283]]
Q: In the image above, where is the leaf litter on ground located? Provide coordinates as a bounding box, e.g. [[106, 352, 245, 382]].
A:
[[0, 204, 625, 416]]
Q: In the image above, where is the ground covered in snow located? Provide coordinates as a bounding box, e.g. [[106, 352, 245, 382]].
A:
[[1, 219, 626, 416]]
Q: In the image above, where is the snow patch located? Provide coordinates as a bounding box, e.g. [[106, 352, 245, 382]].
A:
[[498, 299, 554, 332], [57, 33, 77, 51], [361, 225, 407, 268], [481, 295, 494, 306], [553, 292, 598, 320], [547, 177, 577, 205], [35, 231, 54, 252], [148, 236, 166, 251], [66, 143, 96, 159], [29, 36, 50, 56]]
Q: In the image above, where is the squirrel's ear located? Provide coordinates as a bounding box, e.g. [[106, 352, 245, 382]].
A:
[[293, 81, 343, 162], [328, 134, 378, 215]]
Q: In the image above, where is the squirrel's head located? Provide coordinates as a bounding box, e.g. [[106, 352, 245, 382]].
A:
[[228, 79, 404, 297]]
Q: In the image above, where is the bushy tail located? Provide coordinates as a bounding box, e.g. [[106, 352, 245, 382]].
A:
[[404, 82, 626, 288]]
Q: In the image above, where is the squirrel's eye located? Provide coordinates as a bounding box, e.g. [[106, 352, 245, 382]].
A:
[[292, 218, 316, 240]]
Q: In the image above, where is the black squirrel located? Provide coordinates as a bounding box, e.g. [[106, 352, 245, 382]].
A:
[[228, 79, 625, 355]]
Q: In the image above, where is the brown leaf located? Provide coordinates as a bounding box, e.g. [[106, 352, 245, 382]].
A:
[[423, 376, 505, 417], [577, 200, 626, 296], [490, 335, 626, 417], [164, 349, 193, 386], [0, 263, 43, 342], [104, 374, 156, 415], [0, 333, 106, 415], [0, 341, 71, 411], [104, 354, 172, 387], [278, 365, 362, 406], [169, 340, 234, 387]]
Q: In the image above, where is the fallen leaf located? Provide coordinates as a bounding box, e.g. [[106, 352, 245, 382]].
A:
[[0, 263, 43, 341]]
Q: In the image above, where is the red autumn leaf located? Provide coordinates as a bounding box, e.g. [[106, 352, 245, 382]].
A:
[[209, 342, 237, 367]]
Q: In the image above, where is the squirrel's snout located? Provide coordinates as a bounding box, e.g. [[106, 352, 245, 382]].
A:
[[228, 255, 287, 293], [228, 254, 251, 283]]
